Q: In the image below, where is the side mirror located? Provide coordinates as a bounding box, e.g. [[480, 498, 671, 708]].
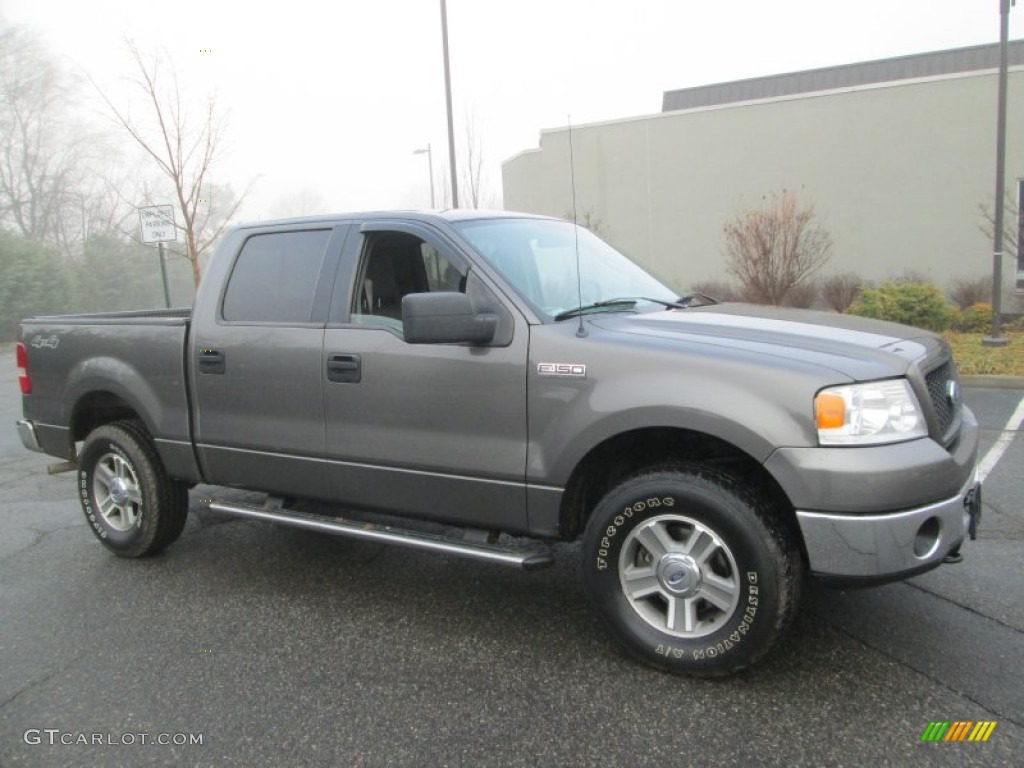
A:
[[402, 292, 497, 345]]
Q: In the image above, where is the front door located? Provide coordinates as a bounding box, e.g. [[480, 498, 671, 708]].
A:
[[321, 222, 529, 532]]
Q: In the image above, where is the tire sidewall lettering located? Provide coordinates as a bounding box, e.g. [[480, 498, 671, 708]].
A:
[[583, 475, 783, 672], [595, 497, 677, 558], [79, 434, 147, 548]]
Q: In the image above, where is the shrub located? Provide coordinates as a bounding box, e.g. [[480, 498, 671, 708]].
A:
[[953, 302, 993, 333], [849, 281, 955, 331], [948, 276, 993, 310], [820, 272, 864, 313]]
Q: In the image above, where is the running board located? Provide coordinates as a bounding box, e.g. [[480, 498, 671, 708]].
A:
[[208, 500, 554, 570]]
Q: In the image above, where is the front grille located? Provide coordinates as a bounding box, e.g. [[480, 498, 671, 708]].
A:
[[924, 360, 960, 442]]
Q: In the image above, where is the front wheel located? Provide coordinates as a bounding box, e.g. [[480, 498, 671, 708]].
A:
[[582, 465, 802, 676], [77, 421, 188, 557]]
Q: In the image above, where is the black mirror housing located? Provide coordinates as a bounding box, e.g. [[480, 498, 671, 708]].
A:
[[402, 292, 497, 345]]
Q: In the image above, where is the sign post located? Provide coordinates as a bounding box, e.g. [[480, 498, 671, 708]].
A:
[[139, 205, 177, 309]]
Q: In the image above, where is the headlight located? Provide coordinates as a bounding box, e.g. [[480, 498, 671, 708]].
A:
[[815, 379, 927, 446]]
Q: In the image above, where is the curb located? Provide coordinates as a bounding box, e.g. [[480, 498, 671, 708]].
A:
[[960, 375, 1024, 390]]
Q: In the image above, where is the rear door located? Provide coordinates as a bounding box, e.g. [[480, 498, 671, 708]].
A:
[[192, 223, 349, 498], [320, 219, 530, 532]]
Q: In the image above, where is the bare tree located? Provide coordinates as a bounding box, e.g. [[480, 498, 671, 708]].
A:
[[460, 114, 486, 209], [948, 275, 993, 309], [723, 189, 832, 305], [978, 193, 1019, 270], [0, 27, 88, 250], [821, 272, 864, 313], [93, 41, 246, 287], [783, 279, 819, 308], [433, 109, 498, 210]]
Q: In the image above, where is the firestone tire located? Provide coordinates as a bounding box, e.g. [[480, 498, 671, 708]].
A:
[[582, 465, 802, 676], [77, 420, 189, 558]]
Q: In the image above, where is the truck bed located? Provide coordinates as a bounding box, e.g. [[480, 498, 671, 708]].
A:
[[19, 310, 195, 477]]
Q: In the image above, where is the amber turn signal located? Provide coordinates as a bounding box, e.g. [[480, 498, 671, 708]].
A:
[[815, 392, 845, 430]]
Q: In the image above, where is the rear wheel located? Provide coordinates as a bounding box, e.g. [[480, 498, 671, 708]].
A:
[[582, 464, 801, 676], [77, 421, 188, 557]]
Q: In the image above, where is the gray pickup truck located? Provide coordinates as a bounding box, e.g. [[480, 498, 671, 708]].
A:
[[16, 210, 981, 675]]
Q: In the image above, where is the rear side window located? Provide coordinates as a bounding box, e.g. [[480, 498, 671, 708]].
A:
[[222, 230, 330, 323]]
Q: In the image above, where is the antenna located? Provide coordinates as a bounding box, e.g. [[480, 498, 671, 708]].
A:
[[567, 115, 587, 338]]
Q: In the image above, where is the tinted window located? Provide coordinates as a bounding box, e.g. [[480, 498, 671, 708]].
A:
[[351, 232, 464, 332], [222, 230, 330, 323]]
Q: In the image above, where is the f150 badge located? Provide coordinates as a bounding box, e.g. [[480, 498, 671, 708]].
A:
[[537, 362, 586, 379]]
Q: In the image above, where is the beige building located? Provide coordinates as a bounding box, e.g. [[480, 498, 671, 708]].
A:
[[502, 42, 1024, 307]]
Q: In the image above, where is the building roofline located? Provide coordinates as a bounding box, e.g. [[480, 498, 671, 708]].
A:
[[662, 39, 1024, 112]]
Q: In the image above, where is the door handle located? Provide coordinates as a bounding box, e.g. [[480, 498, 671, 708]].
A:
[[327, 353, 361, 383], [198, 349, 226, 375]]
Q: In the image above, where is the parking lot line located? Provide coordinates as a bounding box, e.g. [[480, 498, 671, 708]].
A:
[[978, 394, 1024, 483]]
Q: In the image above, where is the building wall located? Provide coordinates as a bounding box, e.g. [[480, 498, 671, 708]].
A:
[[502, 67, 1024, 304]]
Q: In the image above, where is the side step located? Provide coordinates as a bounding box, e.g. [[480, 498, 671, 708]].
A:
[[208, 500, 554, 570]]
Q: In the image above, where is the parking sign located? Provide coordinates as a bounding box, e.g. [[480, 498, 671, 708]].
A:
[[139, 206, 177, 243]]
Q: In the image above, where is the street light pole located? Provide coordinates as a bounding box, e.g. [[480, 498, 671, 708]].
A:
[[984, 0, 1013, 346], [440, 0, 459, 208], [413, 144, 435, 208]]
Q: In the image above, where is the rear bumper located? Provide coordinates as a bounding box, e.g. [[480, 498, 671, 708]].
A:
[[16, 419, 42, 453], [796, 471, 981, 584], [14, 419, 72, 459]]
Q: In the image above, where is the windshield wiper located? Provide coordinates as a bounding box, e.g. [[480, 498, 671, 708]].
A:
[[600, 294, 719, 310], [552, 292, 720, 319], [676, 292, 720, 307], [554, 299, 640, 321], [554, 294, 717, 322]]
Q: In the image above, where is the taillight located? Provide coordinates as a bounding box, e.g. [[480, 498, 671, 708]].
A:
[[16, 342, 31, 394]]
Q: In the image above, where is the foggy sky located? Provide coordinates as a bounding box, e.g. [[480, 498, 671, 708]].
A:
[[5, 0, 1022, 221]]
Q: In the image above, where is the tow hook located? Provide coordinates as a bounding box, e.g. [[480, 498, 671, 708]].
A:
[[946, 481, 983, 565], [965, 482, 982, 541]]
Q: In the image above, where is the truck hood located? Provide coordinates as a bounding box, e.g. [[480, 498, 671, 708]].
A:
[[588, 303, 946, 381]]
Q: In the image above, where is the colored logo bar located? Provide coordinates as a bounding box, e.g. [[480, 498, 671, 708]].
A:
[[921, 721, 997, 742]]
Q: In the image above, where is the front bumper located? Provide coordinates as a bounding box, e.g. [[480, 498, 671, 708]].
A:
[[765, 408, 979, 515], [796, 471, 981, 584]]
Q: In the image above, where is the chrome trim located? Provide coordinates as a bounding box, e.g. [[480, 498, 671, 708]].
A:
[[16, 420, 42, 453], [796, 474, 976, 578], [526, 482, 564, 493], [153, 438, 193, 448], [209, 500, 554, 570]]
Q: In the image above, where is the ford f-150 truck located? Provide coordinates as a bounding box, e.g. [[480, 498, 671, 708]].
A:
[[15, 210, 981, 675]]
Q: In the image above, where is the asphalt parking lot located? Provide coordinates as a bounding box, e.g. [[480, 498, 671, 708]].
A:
[[1, 349, 1021, 767]]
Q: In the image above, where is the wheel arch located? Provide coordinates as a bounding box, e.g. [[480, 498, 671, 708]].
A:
[[70, 390, 145, 445], [62, 355, 168, 449], [557, 426, 799, 549]]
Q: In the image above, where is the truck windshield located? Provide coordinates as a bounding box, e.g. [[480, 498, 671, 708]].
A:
[[452, 218, 678, 319]]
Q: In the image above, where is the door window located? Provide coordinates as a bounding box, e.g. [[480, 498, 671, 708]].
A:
[[352, 232, 465, 332], [222, 229, 331, 324]]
